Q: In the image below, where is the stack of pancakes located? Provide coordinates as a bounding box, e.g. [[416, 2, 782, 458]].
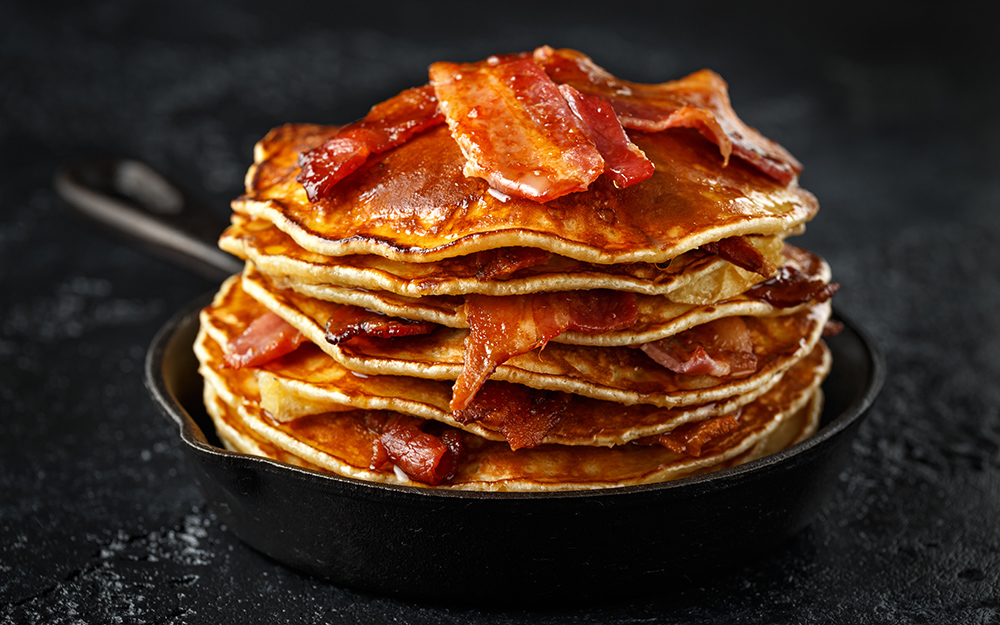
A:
[[195, 50, 836, 491]]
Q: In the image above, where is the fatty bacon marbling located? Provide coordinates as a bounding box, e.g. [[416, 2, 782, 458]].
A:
[[430, 53, 655, 201], [558, 84, 655, 188]]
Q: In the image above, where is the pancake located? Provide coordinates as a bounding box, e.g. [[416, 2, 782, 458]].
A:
[[201, 275, 822, 446], [239, 243, 828, 344], [674, 387, 823, 479], [236, 266, 830, 408], [235, 123, 817, 264], [196, 313, 828, 491], [197, 325, 319, 469], [220, 213, 788, 302], [202, 371, 319, 469]]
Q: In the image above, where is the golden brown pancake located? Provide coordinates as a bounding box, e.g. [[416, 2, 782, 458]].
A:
[[235, 123, 817, 264], [200, 275, 826, 446], [202, 371, 319, 469], [238, 244, 828, 345], [196, 314, 828, 491], [235, 267, 830, 408], [672, 387, 822, 479], [220, 213, 788, 302]]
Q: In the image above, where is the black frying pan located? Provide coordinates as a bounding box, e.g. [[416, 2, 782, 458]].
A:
[[56, 158, 885, 605]]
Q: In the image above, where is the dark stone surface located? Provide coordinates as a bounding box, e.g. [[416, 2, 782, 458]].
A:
[[1, 1, 997, 623]]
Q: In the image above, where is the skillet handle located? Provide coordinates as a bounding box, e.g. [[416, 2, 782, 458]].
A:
[[54, 158, 243, 281]]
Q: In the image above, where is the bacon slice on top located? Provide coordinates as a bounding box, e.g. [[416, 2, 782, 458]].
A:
[[451, 290, 639, 411], [430, 54, 606, 202], [558, 84, 655, 188], [224, 311, 306, 369], [534, 46, 803, 185], [297, 84, 443, 202], [298, 47, 800, 202]]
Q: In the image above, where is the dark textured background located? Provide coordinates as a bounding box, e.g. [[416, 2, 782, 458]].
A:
[[2, 1, 998, 623]]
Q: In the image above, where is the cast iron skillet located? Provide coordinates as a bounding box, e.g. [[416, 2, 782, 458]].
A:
[[57, 158, 885, 605]]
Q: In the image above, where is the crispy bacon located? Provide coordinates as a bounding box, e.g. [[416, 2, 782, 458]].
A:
[[635, 412, 741, 457], [454, 382, 570, 450], [475, 247, 552, 281], [822, 319, 844, 337], [640, 317, 757, 378], [430, 54, 605, 202], [633, 105, 731, 163], [558, 84, 654, 188], [369, 415, 463, 486], [297, 84, 443, 201], [534, 46, 802, 185], [324, 306, 435, 345], [224, 312, 305, 369], [298, 48, 801, 203], [451, 291, 638, 410], [746, 266, 839, 308], [701, 236, 776, 277]]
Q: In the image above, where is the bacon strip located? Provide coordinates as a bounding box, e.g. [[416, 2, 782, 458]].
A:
[[635, 412, 741, 457], [640, 317, 757, 378], [451, 290, 638, 410], [534, 46, 802, 185], [746, 267, 839, 308], [454, 382, 570, 450], [558, 84, 654, 188], [822, 320, 844, 337], [701, 236, 777, 277], [297, 85, 443, 201], [430, 54, 604, 202], [324, 305, 436, 345], [369, 415, 463, 486], [475, 247, 552, 281], [224, 312, 305, 369]]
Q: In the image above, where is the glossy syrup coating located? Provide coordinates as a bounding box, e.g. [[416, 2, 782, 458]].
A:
[[197, 295, 828, 491], [235, 123, 817, 264], [235, 265, 831, 409]]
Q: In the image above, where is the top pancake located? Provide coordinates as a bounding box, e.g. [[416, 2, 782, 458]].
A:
[[234, 123, 818, 264]]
